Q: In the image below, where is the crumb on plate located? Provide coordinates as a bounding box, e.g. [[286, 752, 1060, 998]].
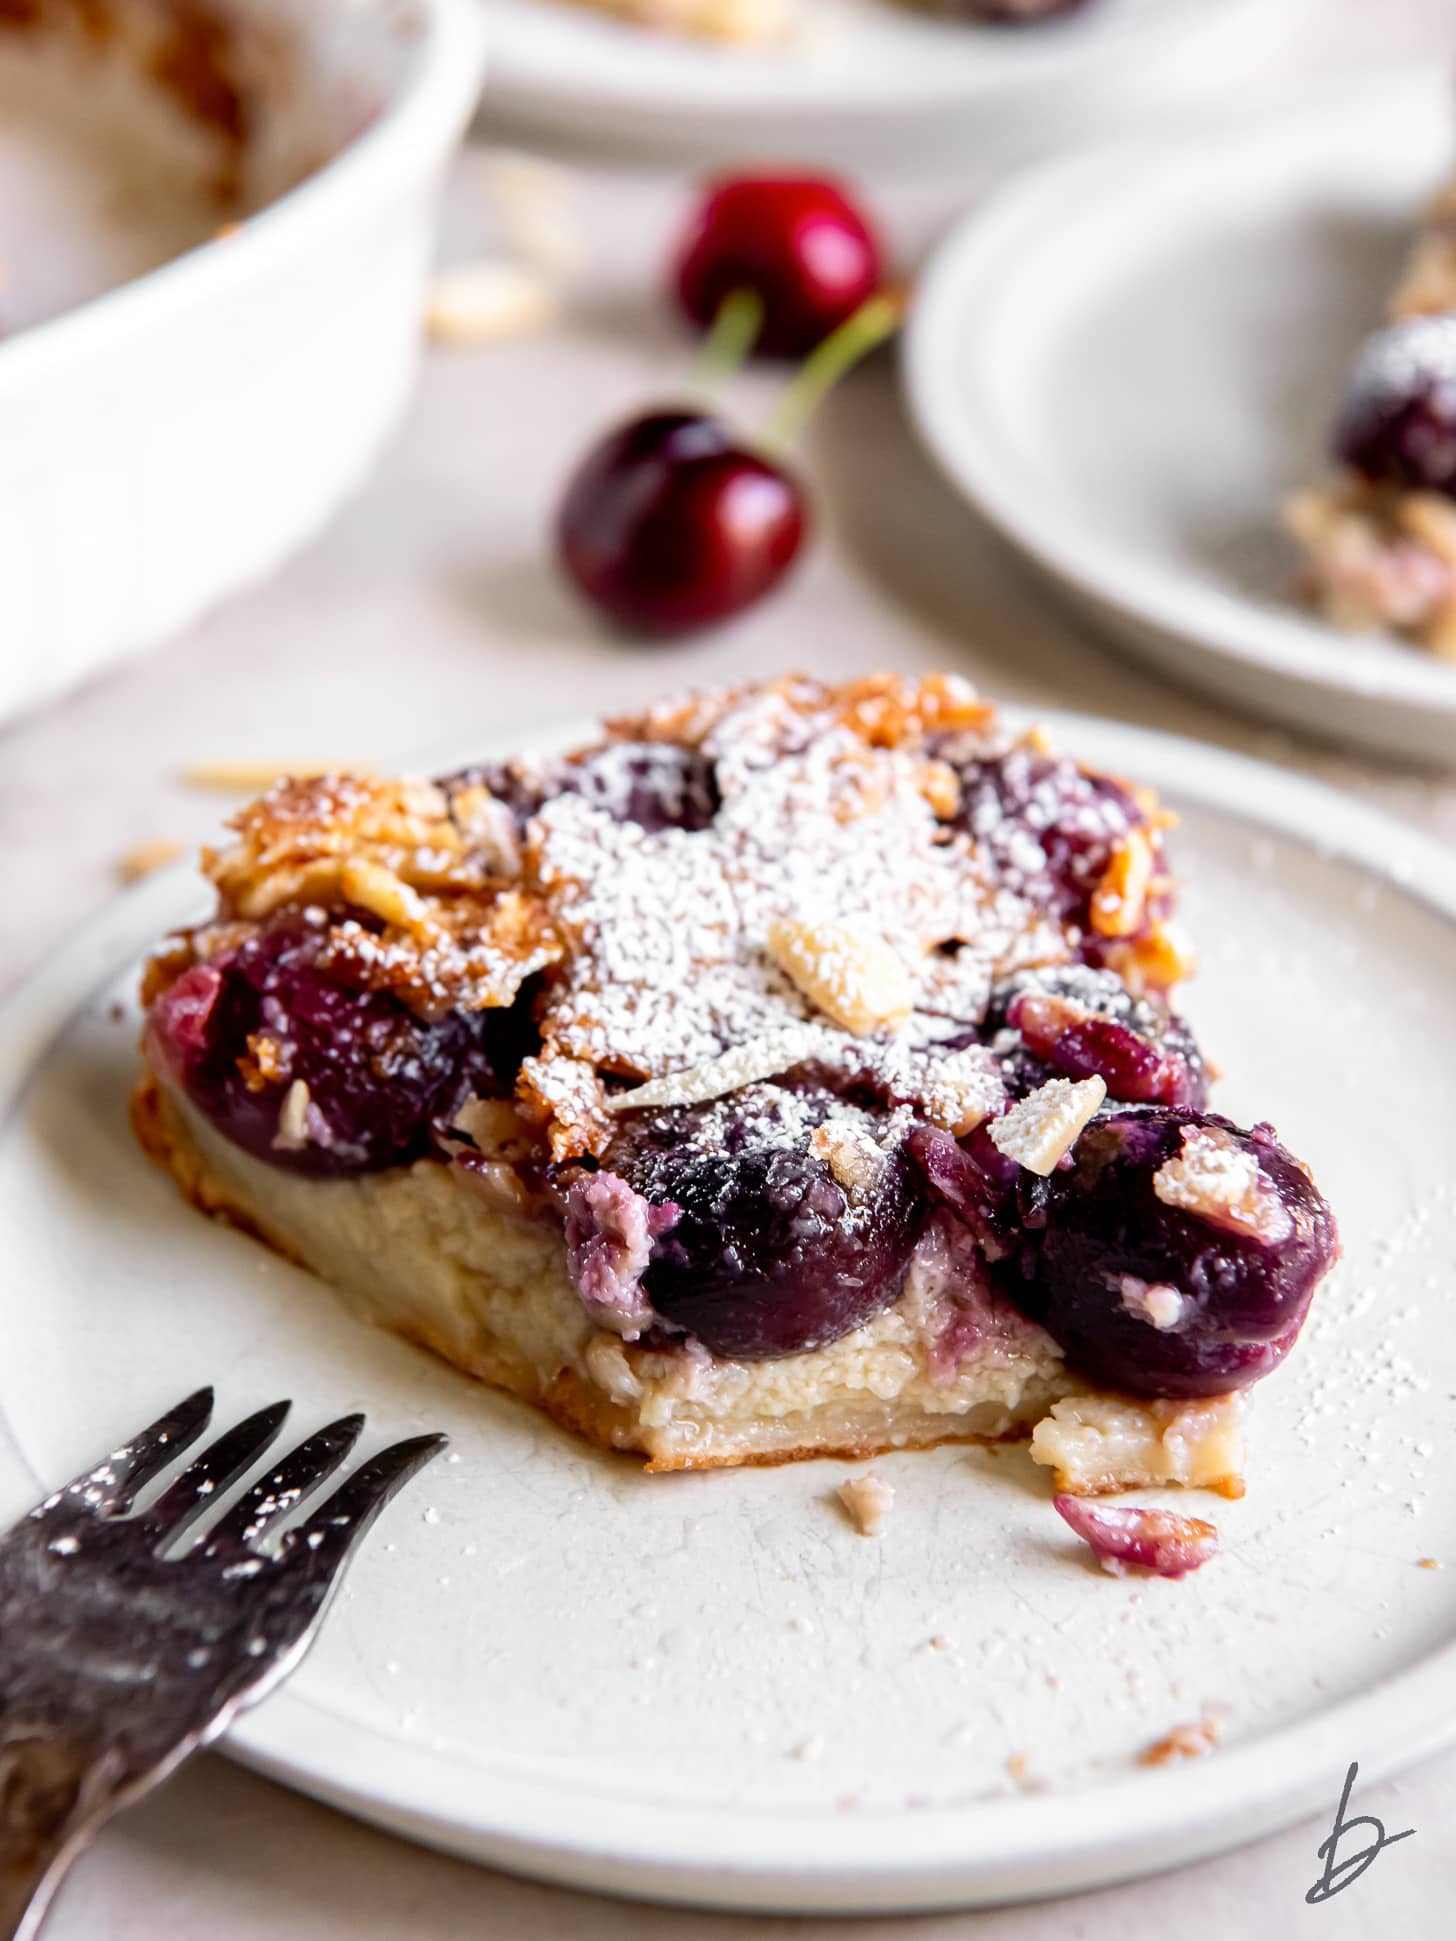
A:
[[836, 1471, 894, 1538], [1139, 1715, 1222, 1766]]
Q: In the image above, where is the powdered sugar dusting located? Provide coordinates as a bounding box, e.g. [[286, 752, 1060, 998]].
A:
[[174, 678, 1184, 1164], [526, 680, 1069, 1156], [1346, 314, 1456, 414]]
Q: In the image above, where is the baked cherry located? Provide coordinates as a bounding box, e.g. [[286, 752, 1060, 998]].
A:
[[556, 410, 807, 636], [942, 0, 1092, 19], [1335, 316, 1456, 497], [673, 174, 883, 360], [911, 1106, 1336, 1397], [600, 1085, 927, 1359], [985, 967, 1207, 1108], [943, 742, 1169, 953], [446, 742, 721, 835], [638, 1143, 924, 1359], [147, 921, 513, 1175], [1005, 1108, 1336, 1397]]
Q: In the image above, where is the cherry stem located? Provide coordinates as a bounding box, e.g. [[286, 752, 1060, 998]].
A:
[[762, 289, 906, 452], [693, 288, 764, 399]]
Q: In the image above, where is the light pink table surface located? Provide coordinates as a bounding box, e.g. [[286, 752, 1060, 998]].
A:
[[3, 0, 1454, 1932]]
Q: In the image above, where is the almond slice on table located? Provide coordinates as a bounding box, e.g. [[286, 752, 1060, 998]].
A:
[[425, 260, 555, 346]]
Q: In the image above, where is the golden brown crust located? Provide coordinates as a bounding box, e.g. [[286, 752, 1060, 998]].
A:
[[603, 671, 997, 752], [197, 772, 560, 1021], [144, 674, 1189, 1169], [637, 1426, 1015, 1476], [1038, 1462, 1246, 1502]]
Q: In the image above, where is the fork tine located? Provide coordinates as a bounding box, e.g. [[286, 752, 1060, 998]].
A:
[[199, 1413, 366, 1557], [60, 1386, 216, 1516], [286, 1433, 448, 1576], [140, 1400, 292, 1545]]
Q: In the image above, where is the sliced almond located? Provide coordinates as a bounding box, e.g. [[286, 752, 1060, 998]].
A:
[[1010, 991, 1095, 1046], [1090, 828, 1154, 939], [609, 1026, 829, 1114], [180, 759, 345, 792], [918, 758, 960, 820], [272, 1079, 312, 1152], [766, 917, 915, 1036], [1139, 1718, 1221, 1767], [339, 856, 432, 935], [1152, 1123, 1293, 1244], [448, 785, 523, 877], [1112, 922, 1196, 995], [425, 260, 555, 346], [918, 1049, 1004, 1136], [988, 1076, 1105, 1176]]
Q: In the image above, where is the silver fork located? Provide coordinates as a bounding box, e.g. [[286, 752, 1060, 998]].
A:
[[0, 1388, 445, 1941]]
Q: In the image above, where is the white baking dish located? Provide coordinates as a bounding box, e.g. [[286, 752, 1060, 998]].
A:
[[0, 0, 485, 725]]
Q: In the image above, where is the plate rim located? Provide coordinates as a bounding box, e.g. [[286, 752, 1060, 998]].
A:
[[901, 64, 1456, 753], [2, 708, 1455, 1911], [481, 0, 1295, 137]]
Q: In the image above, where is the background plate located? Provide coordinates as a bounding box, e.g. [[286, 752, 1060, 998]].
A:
[[480, 0, 1297, 166], [1, 713, 1454, 1911], [904, 66, 1456, 765]]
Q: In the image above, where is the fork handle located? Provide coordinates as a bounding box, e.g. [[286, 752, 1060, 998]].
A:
[[0, 1735, 109, 1941]]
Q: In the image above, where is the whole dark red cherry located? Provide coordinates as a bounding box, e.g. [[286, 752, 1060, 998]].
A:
[[673, 174, 883, 360], [556, 410, 807, 635]]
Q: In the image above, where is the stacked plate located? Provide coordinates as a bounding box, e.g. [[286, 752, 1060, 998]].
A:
[[482, 0, 1303, 166], [904, 65, 1456, 765]]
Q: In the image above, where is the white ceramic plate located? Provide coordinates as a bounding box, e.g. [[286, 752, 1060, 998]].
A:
[[904, 66, 1456, 768], [2, 713, 1454, 1912], [482, 0, 1296, 166]]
